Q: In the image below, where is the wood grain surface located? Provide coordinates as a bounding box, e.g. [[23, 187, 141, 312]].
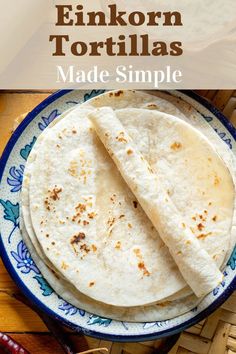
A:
[[0, 90, 235, 354]]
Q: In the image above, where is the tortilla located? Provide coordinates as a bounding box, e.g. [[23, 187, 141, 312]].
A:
[[27, 109, 234, 305], [21, 110, 202, 321], [21, 90, 235, 319], [28, 108, 188, 307], [89, 107, 233, 297], [21, 215, 202, 321]]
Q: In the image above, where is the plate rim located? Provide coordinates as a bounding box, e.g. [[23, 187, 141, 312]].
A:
[[0, 89, 235, 342]]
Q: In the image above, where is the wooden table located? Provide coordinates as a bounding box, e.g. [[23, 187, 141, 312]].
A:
[[0, 91, 236, 354]]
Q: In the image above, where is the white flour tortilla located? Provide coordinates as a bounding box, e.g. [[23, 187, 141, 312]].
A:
[[21, 109, 202, 321], [27, 108, 234, 306], [21, 90, 236, 320], [28, 108, 187, 307], [21, 215, 201, 321], [89, 107, 231, 297]]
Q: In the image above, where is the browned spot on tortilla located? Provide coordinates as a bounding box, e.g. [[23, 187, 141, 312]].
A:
[[83, 220, 89, 226], [208, 202, 212, 206], [170, 142, 182, 150], [119, 214, 125, 219], [197, 232, 212, 240], [48, 187, 62, 201], [133, 200, 138, 208], [72, 129, 77, 134], [107, 216, 115, 228], [80, 243, 90, 253], [214, 175, 220, 186], [128, 223, 132, 229], [114, 90, 123, 97], [199, 214, 206, 222], [212, 215, 217, 222], [89, 281, 95, 287], [110, 194, 116, 203], [115, 241, 121, 249], [72, 203, 87, 222], [61, 262, 69, 270], [138, 262, 150, 276], [176, 251, 182, 255], [116, 131, 127, 143], [91, 244, 97, 252], [147, 103, 158, 109], [71, 232, 86, 245], [76, 203, 86, 213], [182, 223, 186, 228], [185, 240, 191, 245], [197, 223, 204, 231], [44, 197, 51, 211], [127, 149, 133, 155], [88, 211, 97, 219], [133, 248, 141, 257], [192, 216, 196, 221]]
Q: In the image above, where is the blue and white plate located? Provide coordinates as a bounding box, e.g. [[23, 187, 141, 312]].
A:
[[0, 90, 236, 342]]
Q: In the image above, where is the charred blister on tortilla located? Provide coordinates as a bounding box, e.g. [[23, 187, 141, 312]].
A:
[[190, 208, 218, 241], [170, 142, 182, 150], [108, 90, 124, 98], [70, 232, 90, 257], [126, 149, 133, 155], [133, 248, 151, 277], [44, 185, 63, 211], [115, 131, 128, 143], [71, 198, 96, 224], [115, 241, 121, 249]]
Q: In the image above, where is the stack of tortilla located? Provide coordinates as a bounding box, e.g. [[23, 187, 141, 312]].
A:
[[21, 90, 236, 322]]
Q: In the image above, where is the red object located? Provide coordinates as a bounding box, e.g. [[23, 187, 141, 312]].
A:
[[0, 332, 30, 354]]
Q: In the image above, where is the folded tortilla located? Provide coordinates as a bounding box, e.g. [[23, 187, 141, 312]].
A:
[[89, 107, 224, 297]]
